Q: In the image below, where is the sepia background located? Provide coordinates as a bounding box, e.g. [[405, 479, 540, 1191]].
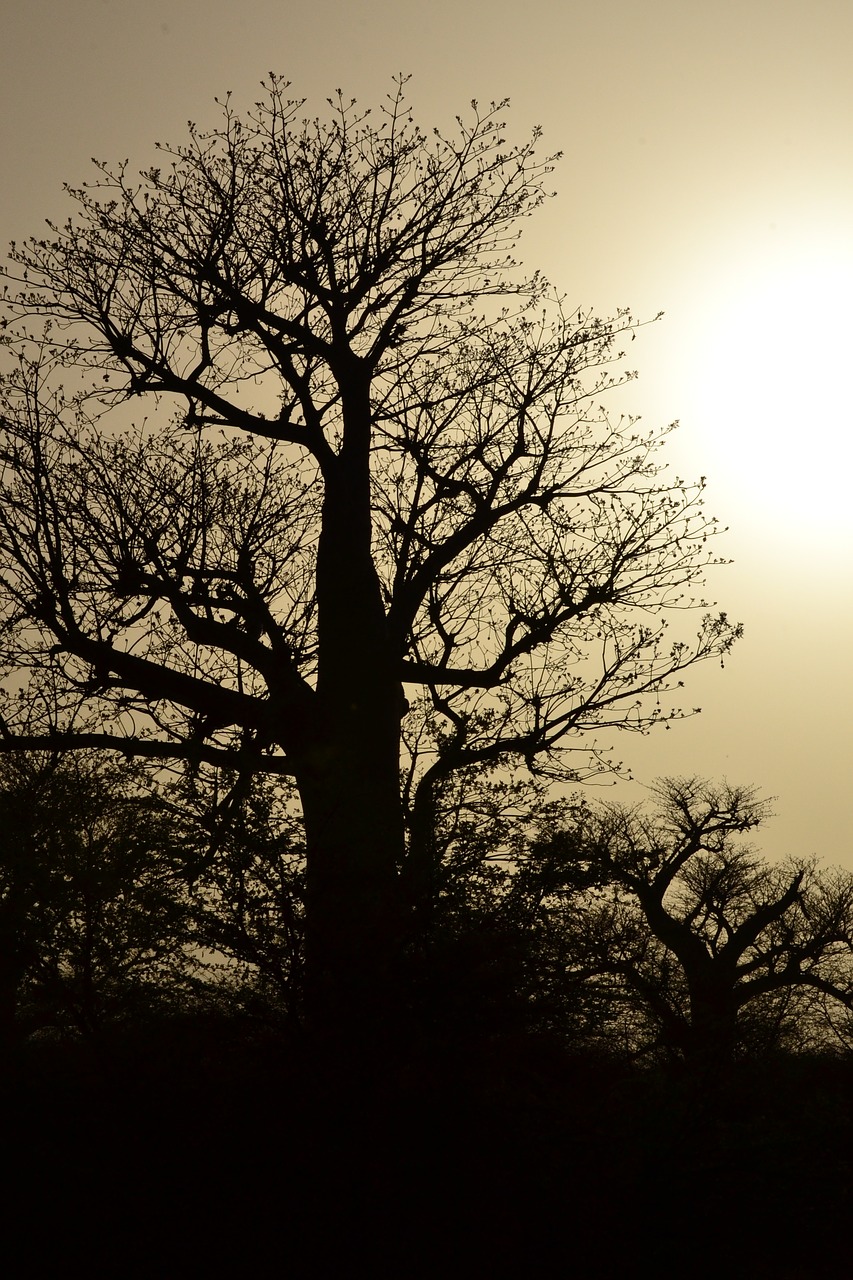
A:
[[1, 0, 850, 863]]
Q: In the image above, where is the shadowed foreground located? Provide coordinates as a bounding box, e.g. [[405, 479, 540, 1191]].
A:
[[4, 1018, 849, 1277]]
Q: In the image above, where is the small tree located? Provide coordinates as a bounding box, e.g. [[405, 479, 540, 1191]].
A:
[[0, 78, 740, 1032], [554, 779, 853, 1072], [0, 752, 194, 1042], [182, 771, 305, 1023]]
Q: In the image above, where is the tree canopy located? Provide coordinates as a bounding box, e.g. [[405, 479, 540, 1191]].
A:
[[545, 779, 853, 1069], [0, 751, 194, 1042], [0, 78, 740, 1027]]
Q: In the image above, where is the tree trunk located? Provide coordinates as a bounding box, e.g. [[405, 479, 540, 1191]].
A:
[[298, 747, 405, 1048], [0, 918, 27, 1051], [0, 958, 21, 1049], [295, 371, 408, 1049], [686, 978, 739, 1080]]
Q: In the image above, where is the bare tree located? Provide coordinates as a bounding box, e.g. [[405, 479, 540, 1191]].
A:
[[557, 779, 853, 1071], [0, 78, 739, 1032]]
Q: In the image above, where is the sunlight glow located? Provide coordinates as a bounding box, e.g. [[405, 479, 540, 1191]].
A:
[[688, 237, 853, 554]]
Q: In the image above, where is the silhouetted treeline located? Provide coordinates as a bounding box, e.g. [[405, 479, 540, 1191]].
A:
[[3, 753, 852, 1274]]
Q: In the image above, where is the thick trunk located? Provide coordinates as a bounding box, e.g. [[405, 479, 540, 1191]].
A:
[[0, 923, 27, 1050], [685, 978, 739, 1077], [0, 959, 21, 1049], [294, 369, 408, 1045], [0, 887, 39, 1049], [298, 735, 405, 1044]]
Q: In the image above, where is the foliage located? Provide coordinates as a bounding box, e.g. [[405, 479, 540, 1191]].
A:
[[0, 78, 738, 783], [0, 76, 741, 1021], [178, 770, 306, 1022], [0, 752, 196, 1040]]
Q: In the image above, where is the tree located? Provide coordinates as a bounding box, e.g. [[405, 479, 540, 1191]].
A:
[[0, 78, 740, 1034], [182, 771, 306, 1023], [0, 752, 194, 1043], [554, 779, 853, 1073]]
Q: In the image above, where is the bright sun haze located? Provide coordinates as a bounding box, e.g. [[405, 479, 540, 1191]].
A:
[[690, 231, 853, 551]]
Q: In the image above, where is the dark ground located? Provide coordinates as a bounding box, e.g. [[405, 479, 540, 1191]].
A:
[[3, 1020, 850, 1277]]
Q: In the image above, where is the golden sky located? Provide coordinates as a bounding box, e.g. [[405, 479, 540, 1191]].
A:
[[2, 0, 851, 864]]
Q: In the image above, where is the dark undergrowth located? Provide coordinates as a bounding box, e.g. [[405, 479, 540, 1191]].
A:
[[3, 1017, 850, 1278]]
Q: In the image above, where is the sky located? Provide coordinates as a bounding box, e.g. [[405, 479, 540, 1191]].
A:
[[1, 0, 851, 865]]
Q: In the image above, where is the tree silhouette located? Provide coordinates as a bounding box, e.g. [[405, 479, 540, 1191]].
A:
[[0, 752, 193, 1043], [0, 78, 740, 1032], [181, 771, 305, 1023], [553, 778, 853, 1072]]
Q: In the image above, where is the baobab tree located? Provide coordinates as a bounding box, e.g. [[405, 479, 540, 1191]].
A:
[[557, 779, 853, 1072], [0, 78, 739, 1034]]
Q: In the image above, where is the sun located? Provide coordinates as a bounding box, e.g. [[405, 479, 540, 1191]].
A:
[[684, 234, 853, 556]]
